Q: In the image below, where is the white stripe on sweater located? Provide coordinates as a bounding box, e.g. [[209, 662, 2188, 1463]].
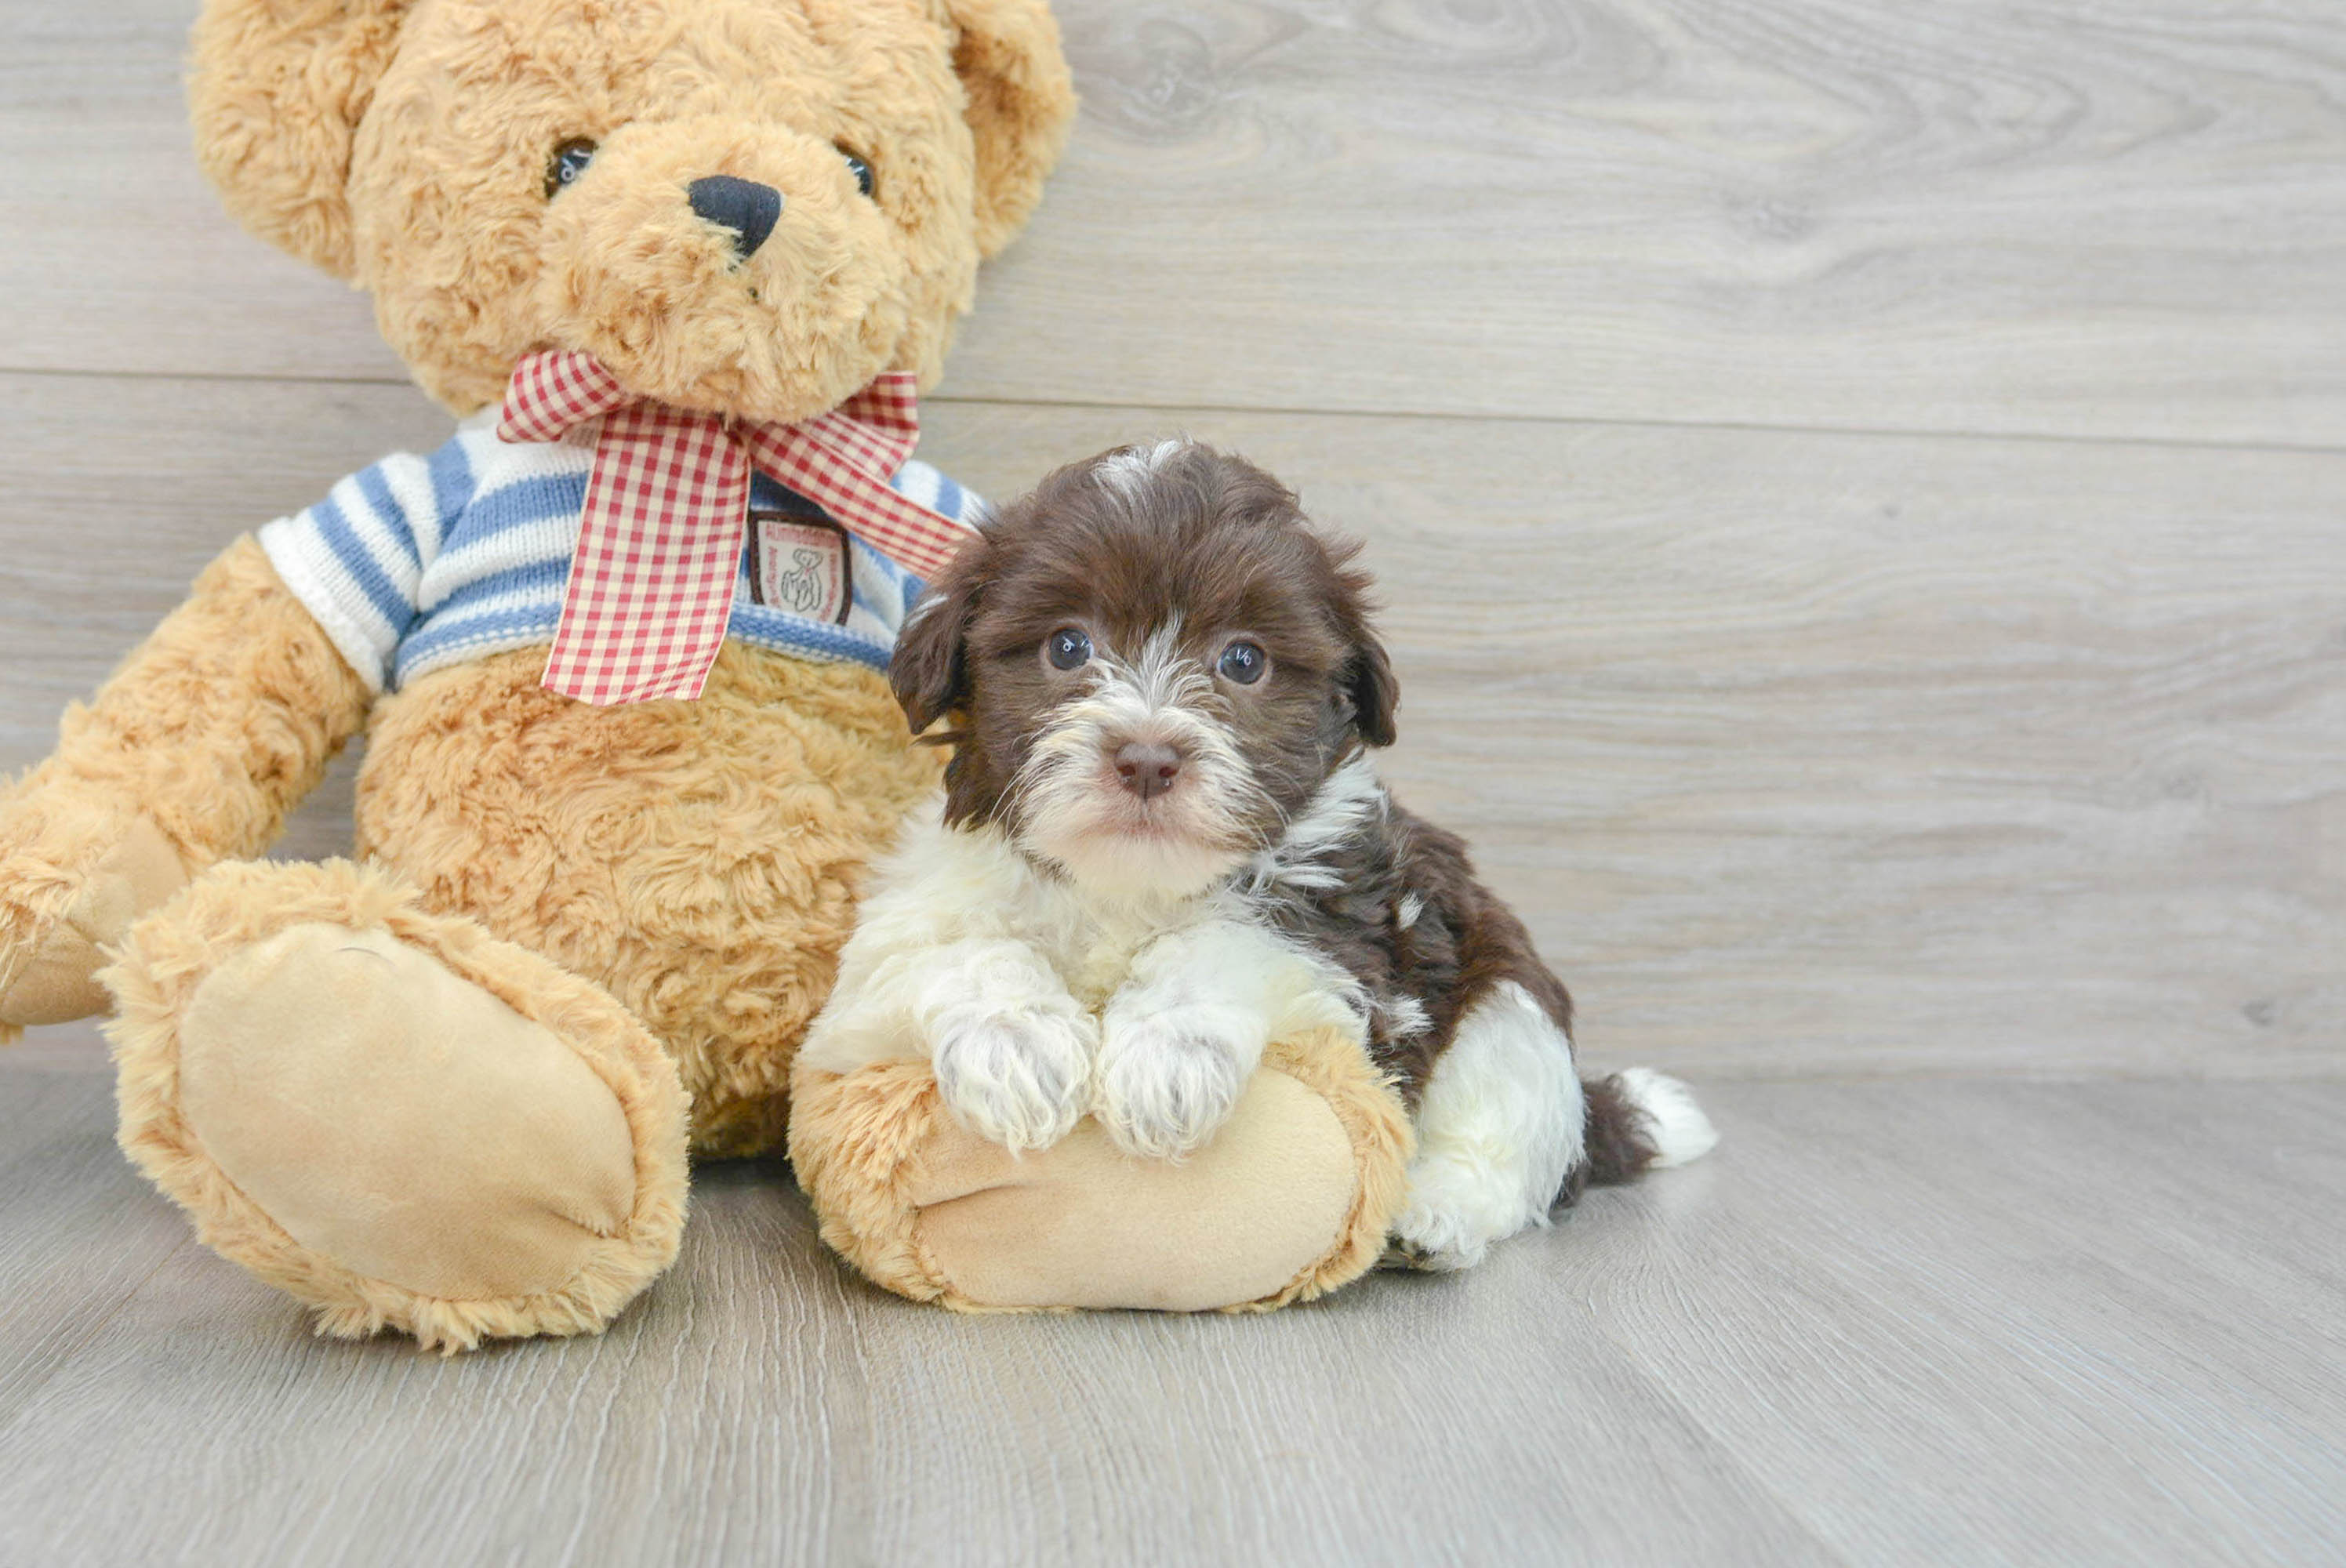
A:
[[258, 408, 981, 694]]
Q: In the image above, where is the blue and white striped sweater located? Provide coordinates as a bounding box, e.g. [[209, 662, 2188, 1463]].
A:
[[256, 407, 982, 693]]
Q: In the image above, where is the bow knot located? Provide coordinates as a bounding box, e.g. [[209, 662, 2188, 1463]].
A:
[[497, 350, 967, 706]]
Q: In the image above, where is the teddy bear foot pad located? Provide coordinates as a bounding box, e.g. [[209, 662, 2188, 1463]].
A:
[[100, 859, 690, 1352]]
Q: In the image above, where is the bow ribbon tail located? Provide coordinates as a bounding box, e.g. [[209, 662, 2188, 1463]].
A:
[[737, 376, 968, 580], [541, 404, 751, 706], [499, 350, 634, 444]]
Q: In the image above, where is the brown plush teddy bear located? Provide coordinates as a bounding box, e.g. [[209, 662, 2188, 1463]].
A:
[[0, 0, 1071, 1349], [0, 0, 1419, 1349]]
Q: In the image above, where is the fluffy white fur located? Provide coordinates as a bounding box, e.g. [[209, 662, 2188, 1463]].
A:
[[804, 594, 1368, 1156], [1389, 981, 1588, 1270], [1092, 437, 1190, 503], [1614, 1066, 1721, 1167], [798, 805, 1363, 1156], [1240, 753, 1384, 898], [923, 942, 1099, 1151], [1095, 916, 1345, 1158]]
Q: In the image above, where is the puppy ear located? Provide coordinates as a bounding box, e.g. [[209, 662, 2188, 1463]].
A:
[[1318, 533, 1400, 747], [190, 0, 414, 279], [891, 543, 988, 736], [1346, 635, 1400, 749], [939, 0, 1079, 256]]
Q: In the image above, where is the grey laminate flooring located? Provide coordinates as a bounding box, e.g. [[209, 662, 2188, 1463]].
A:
[[2, 1048, 2341, 1566]]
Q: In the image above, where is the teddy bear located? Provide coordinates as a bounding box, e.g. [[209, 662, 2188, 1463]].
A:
[[0, 0, 1420, 1348], [0, 0, 1055, 1347]]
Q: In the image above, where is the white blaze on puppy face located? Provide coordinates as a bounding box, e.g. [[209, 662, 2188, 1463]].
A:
[[1011, 621, 1261, 902], [1091, 437, 1192, 503]]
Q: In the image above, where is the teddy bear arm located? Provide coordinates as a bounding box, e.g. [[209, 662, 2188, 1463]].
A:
[[0, 536, 372, 1034]]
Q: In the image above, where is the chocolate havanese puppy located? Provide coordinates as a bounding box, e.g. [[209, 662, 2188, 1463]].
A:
[[800, 441, 1715, 1269]]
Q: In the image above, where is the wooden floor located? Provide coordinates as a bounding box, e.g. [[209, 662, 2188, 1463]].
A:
[[2, 1047, 2342, 1566], [3, 0, 2343, 1562]]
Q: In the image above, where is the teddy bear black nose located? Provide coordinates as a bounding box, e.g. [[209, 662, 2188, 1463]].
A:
[[686, 176, 783, 259]]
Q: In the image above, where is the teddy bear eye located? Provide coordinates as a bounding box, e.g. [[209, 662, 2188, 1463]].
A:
[[838, 147, 876, 198], [544, 138, 598, 198]]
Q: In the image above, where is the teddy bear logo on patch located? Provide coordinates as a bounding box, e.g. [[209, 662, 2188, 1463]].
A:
[[752, 514, 853, 623], [773, 546, 833, 615]]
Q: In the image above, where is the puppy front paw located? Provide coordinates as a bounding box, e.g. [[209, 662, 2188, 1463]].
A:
[[1095, 1007, 1261, 1160], [932, 1009, 1097, 1152]]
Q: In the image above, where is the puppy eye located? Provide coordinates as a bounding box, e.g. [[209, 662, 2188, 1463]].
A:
[[1044, 627, 1093, 671], [1217, 639, 1269, 685], [838, 147, 876, 198], [545, 138, 598, 198]]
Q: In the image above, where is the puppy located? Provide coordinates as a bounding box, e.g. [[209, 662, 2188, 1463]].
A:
[[799, 441, 1716, 1269]]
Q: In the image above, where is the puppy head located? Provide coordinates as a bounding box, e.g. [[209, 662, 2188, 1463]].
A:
[[895, 440, 1398, 901]]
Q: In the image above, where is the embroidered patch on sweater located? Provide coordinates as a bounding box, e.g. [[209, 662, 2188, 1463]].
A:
[[750, 514, 852, 623]]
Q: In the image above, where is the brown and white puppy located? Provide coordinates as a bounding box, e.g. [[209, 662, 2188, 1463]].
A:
[[798, 441, 1715, 1268]]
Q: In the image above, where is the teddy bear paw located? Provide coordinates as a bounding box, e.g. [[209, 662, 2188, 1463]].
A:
[[932, 1007, 1097, 1153], [0, 817, 187, 1030]]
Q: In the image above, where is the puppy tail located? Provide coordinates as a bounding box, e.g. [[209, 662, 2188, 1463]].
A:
[[1582, 1067, 1718, 1186]]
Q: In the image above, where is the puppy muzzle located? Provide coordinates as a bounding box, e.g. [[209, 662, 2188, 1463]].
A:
[[1014, 667, 1259, 898]]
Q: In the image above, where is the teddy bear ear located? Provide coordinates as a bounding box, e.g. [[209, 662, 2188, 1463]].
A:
[[940, 0, 1079, 256], [188, 0, 414, 279]]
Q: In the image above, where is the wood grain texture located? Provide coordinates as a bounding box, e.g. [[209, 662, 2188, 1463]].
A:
[[2, 1067, 2341, 1566], [2, 1, 2342, 444], [0, 1064, 191, 1425], [5, 374, 2338, 1077], [1574, 1080, 2346, 1567]]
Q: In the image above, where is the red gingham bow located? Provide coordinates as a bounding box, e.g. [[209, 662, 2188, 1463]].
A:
[[497, 350, 968, 706]]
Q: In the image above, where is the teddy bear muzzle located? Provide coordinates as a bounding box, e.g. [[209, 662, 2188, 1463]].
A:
[[530, 118, 916, 426]]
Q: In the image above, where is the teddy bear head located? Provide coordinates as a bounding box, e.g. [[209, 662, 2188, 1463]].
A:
[[190, 0, 1074, 424]]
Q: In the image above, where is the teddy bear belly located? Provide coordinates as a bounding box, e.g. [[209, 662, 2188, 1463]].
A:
[[350, 642, 944, 1157]]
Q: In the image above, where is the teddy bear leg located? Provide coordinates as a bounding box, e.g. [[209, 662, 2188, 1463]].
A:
[[100, 858, 689, 1352], [790, 1026, 1413, 1313]]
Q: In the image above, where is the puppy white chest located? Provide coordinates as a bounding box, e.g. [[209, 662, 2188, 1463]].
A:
[[799, 801, 1366, 1158], [1021, 889, 1222, 1014]]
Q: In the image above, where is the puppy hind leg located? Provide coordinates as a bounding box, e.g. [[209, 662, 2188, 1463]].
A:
[[1388, 981, 1585, 1272]]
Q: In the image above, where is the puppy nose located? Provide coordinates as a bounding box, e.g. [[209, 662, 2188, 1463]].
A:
[[1114, 742, 1182, 801], [687, 175, 783, 259]]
